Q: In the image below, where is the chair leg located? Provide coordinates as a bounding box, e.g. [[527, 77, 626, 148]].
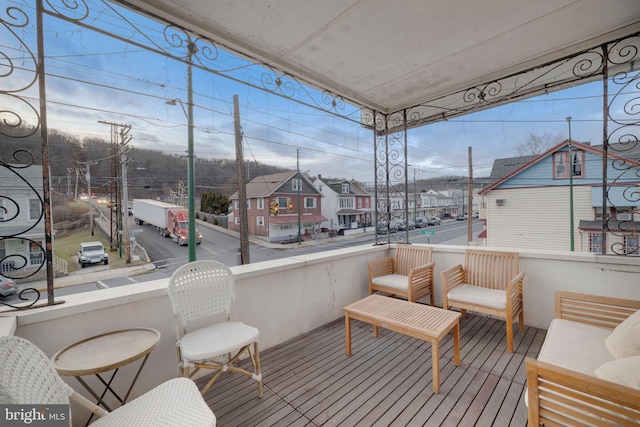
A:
[[506, 319, 514, 353], [518, 310, 525, 333], [254, 341, 263, 398]]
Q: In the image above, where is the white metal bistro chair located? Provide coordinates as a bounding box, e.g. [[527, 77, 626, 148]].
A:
[[167, 260, 263, 397], [0, 335, 216, 426]]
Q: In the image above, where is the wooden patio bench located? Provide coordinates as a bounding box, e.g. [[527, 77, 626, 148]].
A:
[[441, 248, 525, 352], [526, 291, 640, 426], [367, 244, 434, 304]]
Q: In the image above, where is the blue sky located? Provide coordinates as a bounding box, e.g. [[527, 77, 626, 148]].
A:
[[3, 0, 616, 184]]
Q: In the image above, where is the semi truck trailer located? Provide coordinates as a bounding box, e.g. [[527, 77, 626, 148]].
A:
[[132, 199, 202, 246]]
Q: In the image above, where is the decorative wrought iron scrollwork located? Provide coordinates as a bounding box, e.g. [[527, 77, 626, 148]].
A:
[[1, 3, 43, 308], [43, 0, 90, 21], [164, 25, 219, 66], [0, 287, 41, 310], [605, 35, 640, 256], [374, 112, 408, 244]]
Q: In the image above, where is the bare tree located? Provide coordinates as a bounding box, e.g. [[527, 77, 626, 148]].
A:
[[516, 131, 563, 156]]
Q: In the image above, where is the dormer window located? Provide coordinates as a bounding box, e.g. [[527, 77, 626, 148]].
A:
[[292, 179, 301, 191], [553, 150, 584, 179], [342, 183, 350, 193]]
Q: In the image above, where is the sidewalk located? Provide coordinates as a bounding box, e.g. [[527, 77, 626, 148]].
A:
[[30, 263, 156, 291]]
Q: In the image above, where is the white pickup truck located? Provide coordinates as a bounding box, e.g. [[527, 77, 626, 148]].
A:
[[78, 241, 109, 268]]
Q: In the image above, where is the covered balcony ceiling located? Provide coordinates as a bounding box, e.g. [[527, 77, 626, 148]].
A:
[[124, 0, 640, 118]]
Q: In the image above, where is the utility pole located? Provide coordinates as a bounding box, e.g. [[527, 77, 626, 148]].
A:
[[234, 95, 250, 264], [468, 146, 473, 244], [120, 143, 132, 264], [99, 120, 131, 257]]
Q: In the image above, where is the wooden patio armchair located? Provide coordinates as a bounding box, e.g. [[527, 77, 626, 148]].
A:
[[367, 244, 435, 304], [441, 249, 525, 352]]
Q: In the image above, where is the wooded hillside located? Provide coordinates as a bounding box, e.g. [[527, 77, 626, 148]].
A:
[[0, 124, 288, 199]]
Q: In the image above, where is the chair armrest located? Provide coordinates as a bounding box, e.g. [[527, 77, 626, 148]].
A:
[[407, 261, 435, 303], [367, 257, 394, 279], [440, 264, 465, 292], [555, 291, 640, 328], [367, 257, 394, 295], [505, 270, 525, 311], [525, 358, 640, 425], [70, 391, 109, 418], [441, 264, 464, 309]]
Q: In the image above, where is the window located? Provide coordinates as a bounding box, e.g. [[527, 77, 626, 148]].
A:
[[246, 199, 250, 209], [280, 224, 292, 230], [0, 200, 4, 220], [29, 199, 41, 221], [305, 197, 316, 208], [357, 199, 362, 208], [589, 233, 602, 253], [234, 217, 240, 225], [292, 179, 301, 191], [625, 235, 639, 255], [365, 198, 369, 208], [339, 198, 354, 208], [553, 150, 584, 179], [342, 183, 350, 193], [256, 216, 264, 226], [29, 241, 43, 266], [234, 200, 239, 209], [257, 198, 264, 209], [277, 197, 289, 209]]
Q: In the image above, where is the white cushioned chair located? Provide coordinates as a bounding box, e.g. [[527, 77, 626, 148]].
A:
[[0, 335, 215, 426], [167, 260, 263, 397]]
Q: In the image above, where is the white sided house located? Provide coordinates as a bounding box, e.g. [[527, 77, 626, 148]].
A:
[[481, 140, 640, 254], [0, 165, 46, 277], [312, 176, 373, 235]]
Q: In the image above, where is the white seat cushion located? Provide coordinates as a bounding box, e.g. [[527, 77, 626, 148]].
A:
[[595, 355, 640, 390], [371, 274, 409, 292], [447, 284, 506, 310], [538, 319, 613, 375], [605, 309, 640, 359], [180, 321, 259, 362], [92, 378, 215, 427]]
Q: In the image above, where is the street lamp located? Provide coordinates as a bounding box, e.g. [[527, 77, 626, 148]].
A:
[[566, 116, 575, 252]]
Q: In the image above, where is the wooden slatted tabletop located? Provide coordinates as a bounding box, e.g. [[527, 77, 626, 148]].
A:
[[343, 294, 461, 393]]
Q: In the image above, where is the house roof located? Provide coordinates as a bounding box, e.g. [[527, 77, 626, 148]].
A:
[[481, 140, 640, 195], [230, 170, 322, 200], [125, 0, 640, 123], [316, 177, 370, 196]]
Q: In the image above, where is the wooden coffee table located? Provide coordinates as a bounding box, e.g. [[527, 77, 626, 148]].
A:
[[343, 294, 461, 393]]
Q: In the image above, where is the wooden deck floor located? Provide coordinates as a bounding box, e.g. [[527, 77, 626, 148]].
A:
[[200, 313, 546, 427]]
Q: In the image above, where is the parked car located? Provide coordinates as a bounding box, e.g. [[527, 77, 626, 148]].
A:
[[456, 214, 468, 221], [77, 241, 109, 268], [397, 220, 415, 231], [377, 221, 398, 234], [0, 275, 17, 299], [426, 217, 441, 226], [415, 218, 426, 228]]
